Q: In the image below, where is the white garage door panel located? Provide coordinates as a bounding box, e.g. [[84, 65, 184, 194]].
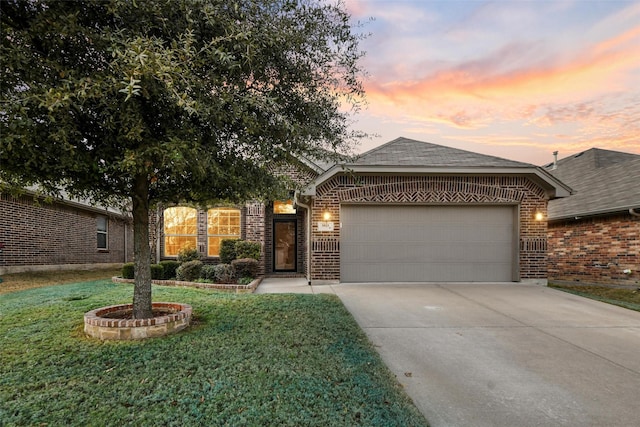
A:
[[341, 205, 515, 282]]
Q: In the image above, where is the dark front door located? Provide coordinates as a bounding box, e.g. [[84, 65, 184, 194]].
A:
[[273, 220, 297, 272]]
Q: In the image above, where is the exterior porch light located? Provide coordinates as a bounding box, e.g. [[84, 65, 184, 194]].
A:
[[534, 210, 544, 221], [323, 211, 332, 221]]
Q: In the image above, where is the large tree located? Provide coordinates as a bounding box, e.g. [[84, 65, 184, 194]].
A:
[[1, 0, 366, 318]]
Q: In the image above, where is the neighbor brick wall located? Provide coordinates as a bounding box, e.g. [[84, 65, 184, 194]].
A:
[[310, 175, 549, 282], [548, 213, 640, 286], [0, 192, 133, 271]]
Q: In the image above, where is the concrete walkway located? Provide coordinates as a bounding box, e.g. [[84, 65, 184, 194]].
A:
[[255, 279, 640, 427], [254, 277, 336, 294]]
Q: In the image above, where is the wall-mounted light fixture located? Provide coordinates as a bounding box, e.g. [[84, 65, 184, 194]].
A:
[[323, 211, 331, 221], [534, 210, 544, 221]]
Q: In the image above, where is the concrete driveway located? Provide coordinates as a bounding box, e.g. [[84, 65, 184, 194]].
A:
[[331, 283, 640, 427]]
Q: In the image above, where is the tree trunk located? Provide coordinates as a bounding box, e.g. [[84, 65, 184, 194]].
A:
[[132, 174, 153, 319]]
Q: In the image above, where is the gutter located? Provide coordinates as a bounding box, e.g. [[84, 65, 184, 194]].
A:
[[293, 192, 312, 286], [630, 208, 640, 217]]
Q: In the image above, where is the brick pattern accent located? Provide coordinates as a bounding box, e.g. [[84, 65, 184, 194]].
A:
[[548, 214, 640, 286], [0, 192, 133, 271], [311, 175, 549, 281], [244, 202, 266, 275]]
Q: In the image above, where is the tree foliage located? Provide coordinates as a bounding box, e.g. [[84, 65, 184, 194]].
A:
[[1, 0, 367, 317]]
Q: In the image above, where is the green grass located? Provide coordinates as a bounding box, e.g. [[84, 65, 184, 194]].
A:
[[0, 280, 428, 426], [549, 283, 640, 312]]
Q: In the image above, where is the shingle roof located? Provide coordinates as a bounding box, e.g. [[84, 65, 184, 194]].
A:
[[353, 137, 532, 168], [545, 148, 640, 220]]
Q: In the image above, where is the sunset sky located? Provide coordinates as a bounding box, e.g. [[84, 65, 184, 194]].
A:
[[344, 0, 640, 165]]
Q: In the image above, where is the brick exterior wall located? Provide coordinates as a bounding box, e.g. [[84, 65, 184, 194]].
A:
[[548, 213, 640, 286], [151, 162, 317, 276], [310, 175, 549, 282], [0, 192, 133, 274]]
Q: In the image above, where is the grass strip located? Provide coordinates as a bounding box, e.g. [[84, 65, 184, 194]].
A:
[[549, 284, 640, 312], [0, 280, 428, 426]]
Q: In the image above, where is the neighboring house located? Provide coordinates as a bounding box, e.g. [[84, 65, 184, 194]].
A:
[[152, 137, 570, 284], [0, 189, 133, 275], [544, 148, 640, 286]]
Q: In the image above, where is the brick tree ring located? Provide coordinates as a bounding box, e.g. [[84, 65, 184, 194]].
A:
[[84, 302, 192, 340]]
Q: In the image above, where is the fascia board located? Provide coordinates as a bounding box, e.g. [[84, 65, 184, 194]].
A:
[[301, 164, 573, 198]]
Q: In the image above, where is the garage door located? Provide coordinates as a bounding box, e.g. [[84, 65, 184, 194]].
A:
[[340, 205, 516, 282]]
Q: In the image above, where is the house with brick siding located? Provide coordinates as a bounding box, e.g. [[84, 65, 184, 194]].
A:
[[545, 148, 640, 287], [152, 137, 571, 284], [0, 190, 133, 275]]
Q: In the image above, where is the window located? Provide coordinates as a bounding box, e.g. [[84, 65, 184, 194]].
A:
[[163, 207, 197, 257], [207, 208, 241, 256], [274, 200, 296, 214], [97, 216, 108, 250]]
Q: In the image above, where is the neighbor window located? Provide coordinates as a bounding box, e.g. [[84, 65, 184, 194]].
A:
[[163, 206, 197, 257], [207, 208, 241, 256], [97, 216, 108, 250], [273, 200, 296, 214]]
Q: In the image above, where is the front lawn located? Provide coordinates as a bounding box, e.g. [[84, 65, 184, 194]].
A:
[[0, 280, 428, 426], [549, 283, 640, 312]]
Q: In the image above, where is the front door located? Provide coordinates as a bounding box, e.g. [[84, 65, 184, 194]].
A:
[[273, 220, 297, 272]]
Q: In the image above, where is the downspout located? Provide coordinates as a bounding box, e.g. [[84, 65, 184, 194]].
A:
[[294, 192, 312, 286], [630, 208, 640, 217]]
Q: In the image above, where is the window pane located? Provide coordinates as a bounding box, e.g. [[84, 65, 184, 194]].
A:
[[208, 237, 222, 257], [207, 208, 241, 256], [207, 208, 240, 235], [97, 216, 108, 232], [164, 236, 197, 257], [97, 233, 107, 249], [274, 200, 296, 214], [164, 207, 197, 235]]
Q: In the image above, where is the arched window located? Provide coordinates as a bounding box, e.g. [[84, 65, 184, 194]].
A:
[[207, 208, 241, 257], [163, 207, 197, 257]]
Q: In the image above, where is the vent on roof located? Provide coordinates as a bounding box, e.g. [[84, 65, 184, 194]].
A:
[[574, 152, 584, 158]]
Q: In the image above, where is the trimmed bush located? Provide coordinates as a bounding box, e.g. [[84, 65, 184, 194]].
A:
[[201, 265, 217, 281], [219, 239, 240, 264], [235, 240, 261, 261], [231, 258, 259, 279], [159, 260, 180, 279], [238, 277, 254, 286], [176, 260, 203, 282], [177, 246, 200, 263], [122, 263, 135, 279], [150, 264, 164, 280], [214, 263, 236, 284]]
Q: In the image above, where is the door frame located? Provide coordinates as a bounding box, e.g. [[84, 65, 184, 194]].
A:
[[272, 219, 297, 272]]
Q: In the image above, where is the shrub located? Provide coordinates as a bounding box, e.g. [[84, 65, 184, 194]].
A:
[[238, 277, 254, 286], [231, 258, 259, 279], [214, 263, 236, 284], [219, 239, 240, 264], [159, 260, 180, 279], [176, 260, 203, 282], [150, 264, 164, 280], [122, 263, 135, 279], [177, 246, 200, 263], [235, 240, 261, 261], [201, 265, 217, 281]]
